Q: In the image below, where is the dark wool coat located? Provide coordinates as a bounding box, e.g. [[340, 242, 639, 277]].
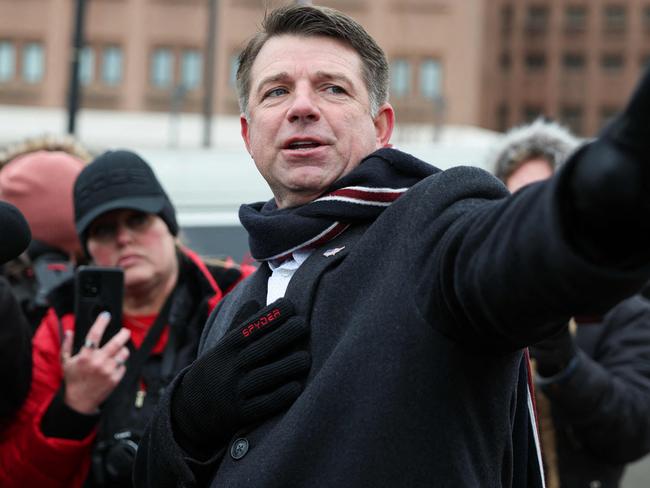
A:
[[135, 150, 650, 488], [0, 276, 32, 431], [541, 295, 650, 488]]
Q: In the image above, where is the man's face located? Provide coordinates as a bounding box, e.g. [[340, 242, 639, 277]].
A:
[[241, 35, 394, 208], [506, 158, 554, 193]]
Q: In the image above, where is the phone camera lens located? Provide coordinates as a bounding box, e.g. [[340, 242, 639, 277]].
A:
[[83, 281, 100, 297]]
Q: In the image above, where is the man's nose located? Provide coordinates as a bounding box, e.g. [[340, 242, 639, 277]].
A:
[[287, 88, 320, 123]]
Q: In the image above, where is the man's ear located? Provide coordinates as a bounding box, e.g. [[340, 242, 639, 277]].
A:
[[373, 103, 395, 148], [240, 114, 252, 156]]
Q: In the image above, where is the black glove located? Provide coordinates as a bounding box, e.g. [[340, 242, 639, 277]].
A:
[[172, 298, 310, 455], [529, 325, 577, 377], [566, 66, 650, 265]]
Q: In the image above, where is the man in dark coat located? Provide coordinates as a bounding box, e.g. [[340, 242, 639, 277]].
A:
[[134, 5, 650, 488], [491, 118, 650, 488]]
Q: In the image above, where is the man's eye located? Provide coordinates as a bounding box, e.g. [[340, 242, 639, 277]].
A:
[[264, 87, 288, 99], [324, 85, 346, 95]]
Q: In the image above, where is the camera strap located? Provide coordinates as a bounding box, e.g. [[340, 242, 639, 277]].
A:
[[102, 291, 175, 416]]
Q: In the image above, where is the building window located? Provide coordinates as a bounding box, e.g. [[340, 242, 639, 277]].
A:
[[563, 52, 586, 72], [565, 5, 587, 32], [600, 106, 619, 128], [601, 53, 624, 73], [22, 42, 44, 83], [102, 46, 123, 86], [526, 5, 549, 34], [603, 5, 626, 33], [420, 58, 441, 99], [79, 46, 94, 85], [0, 41, 15, 82], [497, 103, 509, 132], [522, 106, 544, 123], [501, 4, 514, 36], [229, 54, 239, 87], [525, 52, 546, 72], [391, 58, 411, 98], [641, 53, 650, 70], [561, 106, 583, 134], [151, 48, 173, 88], [500, 51, 511, 71], [643, 6, 650, 32], [181, 49, 202, 90]]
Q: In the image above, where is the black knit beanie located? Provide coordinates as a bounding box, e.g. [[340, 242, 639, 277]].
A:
[[73, 150, 178, 246]]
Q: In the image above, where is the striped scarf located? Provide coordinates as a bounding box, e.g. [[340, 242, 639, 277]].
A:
[[240, 148, 436, 261]]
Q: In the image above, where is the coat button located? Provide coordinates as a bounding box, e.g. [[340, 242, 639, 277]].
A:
[[230, 438, 249, 460]]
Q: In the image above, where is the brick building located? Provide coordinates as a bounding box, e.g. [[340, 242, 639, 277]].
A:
[[481, 0, 650, 136], [1, 0, 649, 137]]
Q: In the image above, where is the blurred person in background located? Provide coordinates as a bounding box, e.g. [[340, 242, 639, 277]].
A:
[[491, 118, 650, 488], [0, 135, 92, 331], [0, 275, 32, 432], [0, 202, 31, 433], [0, 149, 253, 487]]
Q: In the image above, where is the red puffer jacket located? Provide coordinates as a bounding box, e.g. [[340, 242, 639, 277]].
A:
[[0, 248, 253, 487]]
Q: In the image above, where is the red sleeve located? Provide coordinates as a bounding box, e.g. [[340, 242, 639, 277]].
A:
[[239, 264, 257, 280], [0, 310, 94, 488]]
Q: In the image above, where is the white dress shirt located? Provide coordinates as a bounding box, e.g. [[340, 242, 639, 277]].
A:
[[266, 249, 313, 304]]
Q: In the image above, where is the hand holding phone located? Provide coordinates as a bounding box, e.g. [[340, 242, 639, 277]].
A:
[[61, 312, 131, 414]]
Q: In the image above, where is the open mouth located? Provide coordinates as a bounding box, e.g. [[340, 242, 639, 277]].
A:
[[286, 140, 322, 150]]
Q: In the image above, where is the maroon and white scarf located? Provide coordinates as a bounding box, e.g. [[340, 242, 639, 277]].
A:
[[239, 148, 436, 261]]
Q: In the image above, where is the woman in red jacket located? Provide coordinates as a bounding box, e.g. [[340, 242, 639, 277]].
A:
[[0, 150, 252, 487]]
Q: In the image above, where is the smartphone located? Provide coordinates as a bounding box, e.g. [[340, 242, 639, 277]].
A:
[[73, 266, 124, 354]]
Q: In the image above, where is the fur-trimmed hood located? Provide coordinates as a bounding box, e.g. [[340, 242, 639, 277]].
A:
[[489, 118, 583, 182]]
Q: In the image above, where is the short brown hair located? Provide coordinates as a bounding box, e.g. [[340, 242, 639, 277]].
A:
[[236, 5, 389, 117]]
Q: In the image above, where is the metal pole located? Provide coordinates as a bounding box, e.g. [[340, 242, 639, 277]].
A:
[[169, 85, 187, 148], [432, 96, 445, 142], [202, 0, 218, 147], [67, 0, 87, 135]]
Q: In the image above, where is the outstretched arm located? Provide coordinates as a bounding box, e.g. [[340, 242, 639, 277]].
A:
[[413, 67, 650, 349], [563, 66, 650, 267]]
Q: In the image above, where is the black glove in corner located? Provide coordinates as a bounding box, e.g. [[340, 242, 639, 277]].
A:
[[564, 66, 650, 267], [171, 298, 311, 458], [529, 325, 577, 378]]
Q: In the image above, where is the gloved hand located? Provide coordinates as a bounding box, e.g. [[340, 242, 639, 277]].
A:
[[171, 298, 311, 454], [566, 66, 650, 264], [529, 325, 577, 377]]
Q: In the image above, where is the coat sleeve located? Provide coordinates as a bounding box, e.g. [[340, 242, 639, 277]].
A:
[[405, 165, 650, 351], [0, 309, 94, 488], [540, 295, 650, 463], [133, 369, 224, 488]]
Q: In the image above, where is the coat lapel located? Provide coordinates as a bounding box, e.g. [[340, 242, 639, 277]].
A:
[[284, 224, 367, 320]]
